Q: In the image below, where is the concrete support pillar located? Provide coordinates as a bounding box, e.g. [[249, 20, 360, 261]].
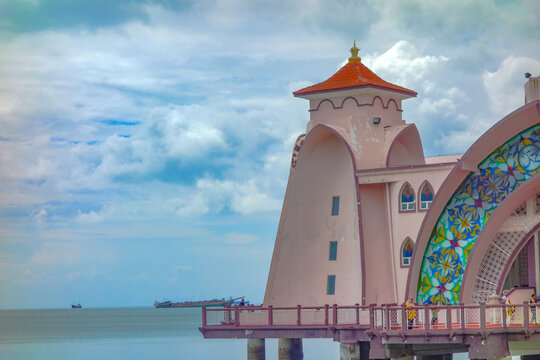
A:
[[359, 342, 370, 360], [417, 355, 452, 360], [340, 343, 361, 360], [247, 338, 265, 360], [278, 338, 303, 360]]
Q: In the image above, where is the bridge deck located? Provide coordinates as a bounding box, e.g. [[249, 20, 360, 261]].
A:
[[199, 302, 540, 342]]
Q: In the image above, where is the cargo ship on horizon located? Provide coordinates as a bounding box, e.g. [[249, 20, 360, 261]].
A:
[[153, 297, 243, 308]]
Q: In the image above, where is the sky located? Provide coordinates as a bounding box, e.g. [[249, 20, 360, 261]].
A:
[[1, 0, 540, 309]]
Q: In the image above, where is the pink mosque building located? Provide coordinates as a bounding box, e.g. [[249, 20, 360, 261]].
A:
[[201, 45, 540, 360]]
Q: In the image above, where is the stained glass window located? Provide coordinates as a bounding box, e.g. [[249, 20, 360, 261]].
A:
[[420, 182, 434, 210], [400, 183, 415, 211], [402, 237, 414, 266]]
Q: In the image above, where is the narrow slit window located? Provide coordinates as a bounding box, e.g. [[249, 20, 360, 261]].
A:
[[329, 241, 338, 261], [327, 275, 336, 295], [332, 196, 340, 216]]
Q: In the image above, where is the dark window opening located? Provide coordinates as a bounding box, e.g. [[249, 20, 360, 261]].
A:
[[332, 196, 340, 216], [327, 275, 336, 295], [329, 241, 338, 261]]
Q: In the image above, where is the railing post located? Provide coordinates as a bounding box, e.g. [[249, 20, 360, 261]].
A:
[[325, 304, 329, 325], [401, 304, 407, 331], [502, 304, 507, 328], [369, 304, 375, 329], [355, 303, 360, 325], [446, 304, 452, 330], [297, 305, 301, 326], [460, 303, 465, 330], [479, 302, 486, 330], [202, 307, 207, 327], [268, 305, 273, 326], [235, 306, 240, 327], [384, 304, 390, 331], [523, 301, 530, 329], [424, 306, 430, 330], [333, 304, 338, 325]]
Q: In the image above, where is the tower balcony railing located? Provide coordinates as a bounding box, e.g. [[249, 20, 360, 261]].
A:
[[201, 302, 540, 333]]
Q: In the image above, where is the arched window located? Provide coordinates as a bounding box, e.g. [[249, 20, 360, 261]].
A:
[[401, 237, 414, 267], [419, 182, 434, 210], [400, 183, 415, 212]]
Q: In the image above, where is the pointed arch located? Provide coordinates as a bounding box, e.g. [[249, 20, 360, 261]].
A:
[[399, 182, 416, 212], [401, 237, 415, 267], [406, 101, 540, 305], [418, 180, 434, 211]]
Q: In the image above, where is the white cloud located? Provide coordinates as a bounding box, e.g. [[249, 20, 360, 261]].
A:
[[173, 265, 194, 273], [483, 55, 540, 118], [31, 241, 117, 266], [76, 210, 104, 224], [32, 208, 47, 225], [363, 40, 449, 89], [223, 232, 259, 245], [418, 97, 456, 116], [67, 268, 109, 281]]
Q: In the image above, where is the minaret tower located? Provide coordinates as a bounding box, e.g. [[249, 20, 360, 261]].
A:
[[264, 44, 425, 306]]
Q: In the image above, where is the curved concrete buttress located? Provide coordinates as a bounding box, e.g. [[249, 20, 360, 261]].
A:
[[263, 124, 362, 306], [385, 124, 426, 168]]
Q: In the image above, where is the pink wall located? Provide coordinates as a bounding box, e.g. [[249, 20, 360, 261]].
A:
[[264, 126, 362, 306]]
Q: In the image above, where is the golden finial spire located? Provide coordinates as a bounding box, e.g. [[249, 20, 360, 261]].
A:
[[349, 40, 361, 63]]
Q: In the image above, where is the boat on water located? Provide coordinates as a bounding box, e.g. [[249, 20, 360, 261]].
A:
[[71, 304, 82, 309], [154, 297, 243, 308]]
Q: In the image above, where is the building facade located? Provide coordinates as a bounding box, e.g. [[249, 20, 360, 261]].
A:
[[263, 44, 540, 308]]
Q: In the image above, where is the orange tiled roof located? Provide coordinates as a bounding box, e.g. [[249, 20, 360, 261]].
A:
[[293, 60, 417, 97]]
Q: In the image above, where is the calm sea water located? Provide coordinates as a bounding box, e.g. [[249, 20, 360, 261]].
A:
[[0, 308, 515, 359], [0, 307, 340, 360]]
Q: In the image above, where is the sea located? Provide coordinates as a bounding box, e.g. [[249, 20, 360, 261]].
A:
[[0, 307, 340, 360], [0, 307, 516, 359]]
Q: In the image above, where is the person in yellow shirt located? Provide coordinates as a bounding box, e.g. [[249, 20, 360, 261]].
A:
[[405, 298, 416, 329], [530, 293, 537, 323], [502, 295, 514, 324]]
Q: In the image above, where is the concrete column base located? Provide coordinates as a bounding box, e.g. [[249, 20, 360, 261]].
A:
[[278, 338, 303, 360], [359, 342, 370, 360], [247, 338, 265, 360], [340, 343, 360, 360]]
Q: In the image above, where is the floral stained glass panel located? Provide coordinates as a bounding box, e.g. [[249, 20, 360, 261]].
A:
[[417, 124, 540, 305]]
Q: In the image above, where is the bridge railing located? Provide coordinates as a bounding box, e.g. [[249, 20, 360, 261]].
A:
[[202, 302, 540, 331]]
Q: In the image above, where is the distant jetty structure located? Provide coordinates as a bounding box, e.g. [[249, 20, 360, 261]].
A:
[[200, 44, 540, 359]]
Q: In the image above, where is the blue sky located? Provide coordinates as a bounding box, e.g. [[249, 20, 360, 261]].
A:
[[1, 0, 540, 309]]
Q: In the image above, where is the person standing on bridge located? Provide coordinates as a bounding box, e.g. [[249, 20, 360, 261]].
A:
[[531, 293, 537, 323], [502, 294, 514, 325], [405, 298, 416, 329]]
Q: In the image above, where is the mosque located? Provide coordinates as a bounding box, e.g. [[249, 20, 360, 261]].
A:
[[264, 43, 540, 309], [200, 44, 540, 360]]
